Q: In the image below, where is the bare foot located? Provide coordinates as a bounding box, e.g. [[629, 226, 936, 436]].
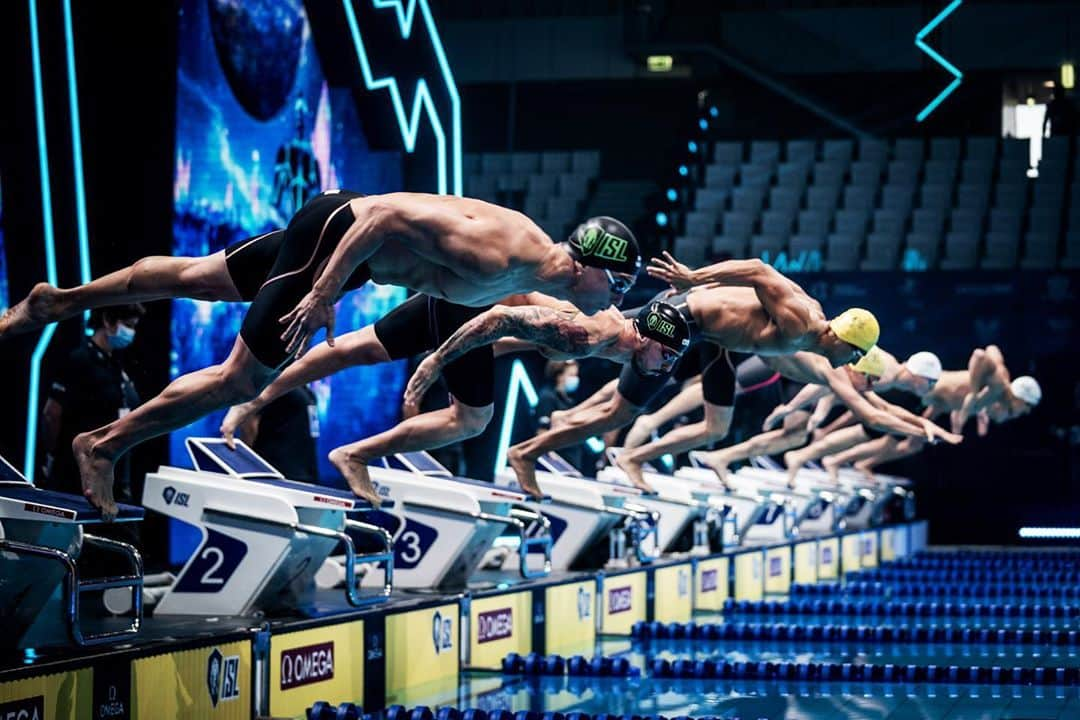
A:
[[0, 283, 69, 340], [855, 462, 875, 483], [702, 453, 731, 486], [615, 454, 655, 494], [72, 432, 118, 522], [822, 456, 840, 484], [508, 447, 544, 500], [783, 450, 802, 489], [329, 448, 382, 507]]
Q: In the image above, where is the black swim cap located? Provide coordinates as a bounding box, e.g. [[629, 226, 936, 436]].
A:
[[633, 301, 691, 353], [566, 217, 641, 276]]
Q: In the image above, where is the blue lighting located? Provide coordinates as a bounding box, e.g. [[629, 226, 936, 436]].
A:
[[666, 188, 678, 203], [915, 0, 964, 123], [687, 140, 698, 153], [660, 454, 675, 470], [709, 106, 719, 118], [24, 0, 60, 482], [698, 118, 709, 131], [62, 0, 91, 297], [655, 212, 668, 227], [343, 0, 462, 194], [585, 436, 605, 454], [678, 165, 689, 177], [494, 359, 540, 476]]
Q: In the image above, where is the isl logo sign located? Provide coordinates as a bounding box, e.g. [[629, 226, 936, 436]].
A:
[[206, 648, 240, 708], [577, 586, 592, 620], [432, 610, 454, 655]]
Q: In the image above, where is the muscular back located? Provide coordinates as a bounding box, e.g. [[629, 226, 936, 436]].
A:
[[361, 193, 557, 305], [922, 370, 970, 413], [687, 285, 827, 354]]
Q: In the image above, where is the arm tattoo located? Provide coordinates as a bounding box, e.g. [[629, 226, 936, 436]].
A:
[[434, 306, 593, 367]]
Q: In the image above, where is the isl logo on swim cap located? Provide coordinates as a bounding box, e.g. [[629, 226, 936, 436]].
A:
[[647, 311, 676, 338], [579, 227, 628, 263]]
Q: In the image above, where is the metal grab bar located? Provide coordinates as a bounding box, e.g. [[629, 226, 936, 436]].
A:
[[0, 535, 144, 646], [475, 507, 552, 579], [610, 501, 660, 564], [202, 507, 394, 607], [343, 519, 395, 604]]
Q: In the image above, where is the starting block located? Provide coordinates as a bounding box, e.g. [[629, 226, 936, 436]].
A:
[[138, 438, 393, 616], [0, 455, 144, 647], [363, 451, 553, 589], [597, 449, 728, 555], [667, 458, 794, 547], [495, 452, 659, 570]]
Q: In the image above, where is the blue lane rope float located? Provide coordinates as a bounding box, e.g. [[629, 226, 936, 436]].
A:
[[501, 652, 640, 677], [719, 597, 1080, 619], [631, 620, 1079, 645], [650, 656, 1080, 685], [791, 582, 1080, 600]]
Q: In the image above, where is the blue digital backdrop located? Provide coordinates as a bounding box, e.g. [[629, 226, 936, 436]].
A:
[[170, 0, 407, 558]]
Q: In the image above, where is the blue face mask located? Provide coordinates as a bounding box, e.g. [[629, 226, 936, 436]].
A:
[[562, 375, 580, 394], [108, 323, 136, 350]]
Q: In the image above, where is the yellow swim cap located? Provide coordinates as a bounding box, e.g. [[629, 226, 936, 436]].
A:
[[829, 308, 880, 352], [850, 345, 887, 378]]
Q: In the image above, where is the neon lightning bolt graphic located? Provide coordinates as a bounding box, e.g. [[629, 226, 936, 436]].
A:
[[341, 0, 462, 195], [915, 0, 963, 123]]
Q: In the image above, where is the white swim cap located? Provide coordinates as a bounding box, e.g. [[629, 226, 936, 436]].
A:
[[1010, 376, 1042, 406], [905, 351, 942, 381]]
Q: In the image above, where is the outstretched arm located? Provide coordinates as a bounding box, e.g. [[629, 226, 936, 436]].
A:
[[648, 256, 815, 339], [763, 383, 831, 430], [403, 305, 598, 412], [825, 370, 954, 441], [808, 394, 837, 433]]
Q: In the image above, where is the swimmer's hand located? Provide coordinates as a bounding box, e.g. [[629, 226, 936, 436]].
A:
[[762, 404, 789, 431], [280, 290, 336, 358], [220, 403, 255, 449], [647, 252, 696, 291], [922, 418, 963, 446], [402, 354, 441, 418], [976, 410, 990, 437]]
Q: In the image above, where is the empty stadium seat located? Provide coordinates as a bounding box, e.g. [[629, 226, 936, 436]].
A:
[[929, 137, 962, 161], [712, 235, 748, 259], [570, 150, 601, 176], [673, 235, 708, 268], [713, 141, 744, 166], [685, 210, 719, 237], [541, 151, 572, 174], [825, 233, 862, 270], [705, 163, 738, 189], [822, 139, 854, 166], [511, 152, 540, 175], [905, 232, 941, 268], [861, 233, 903, 270], [797, 209, 831, 240], [940, 232, 980, 270], [785, 139, 816, 166], [1020, 232, 1058, 270]]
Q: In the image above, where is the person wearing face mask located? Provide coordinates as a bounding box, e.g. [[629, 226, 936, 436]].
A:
[[40, 304, 145, 500]]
